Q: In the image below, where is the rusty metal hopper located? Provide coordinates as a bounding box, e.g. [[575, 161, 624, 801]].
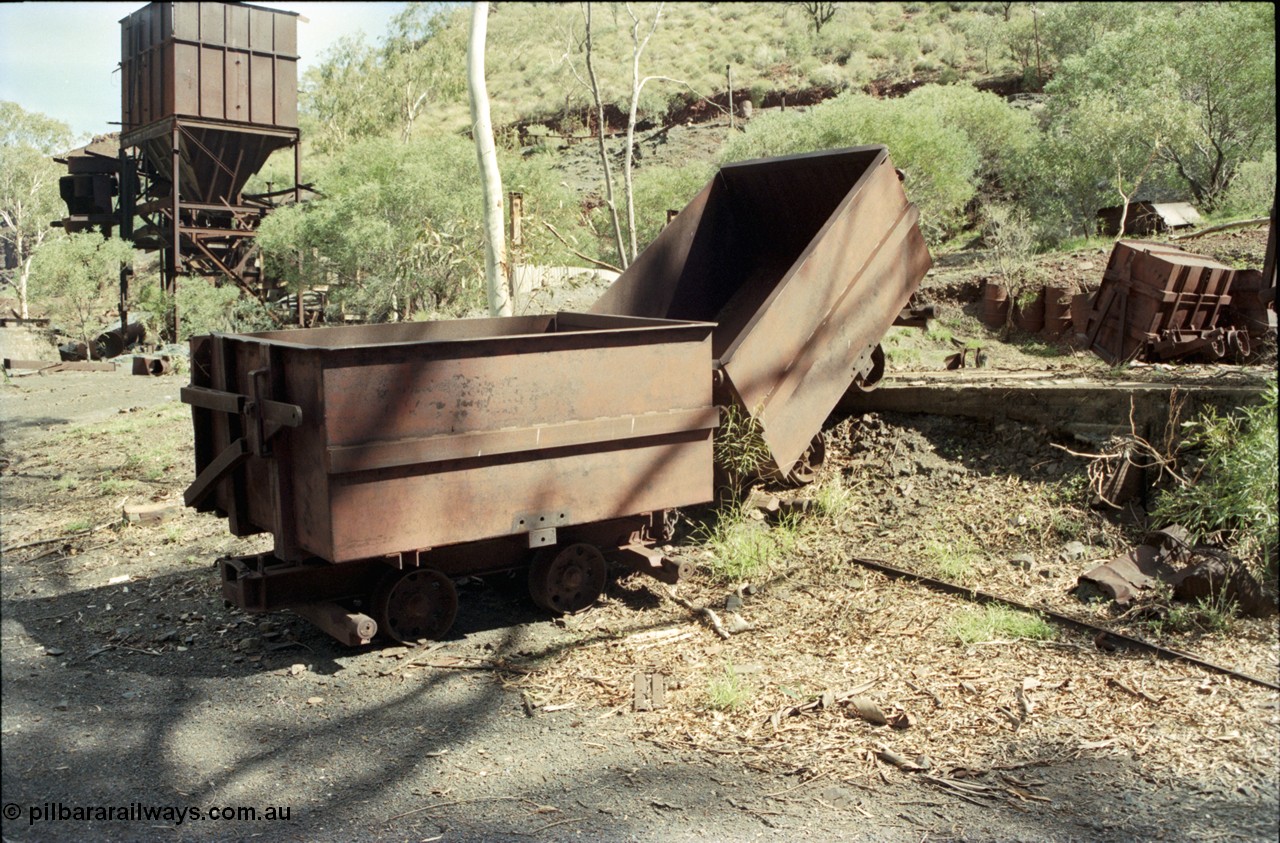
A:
[[184, 313, 717, 565], [591, 146, 932, 476]]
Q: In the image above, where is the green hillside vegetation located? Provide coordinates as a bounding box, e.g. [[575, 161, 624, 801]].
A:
[[249, 1, 1274, 321], [4, 3, 1275, 330]]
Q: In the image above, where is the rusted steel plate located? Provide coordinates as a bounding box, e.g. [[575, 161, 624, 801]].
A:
[[591, 146, 932, 475], [121, 1, 298, 132], [1086, 240, 1240, 364], [187, 312, 716, 564]]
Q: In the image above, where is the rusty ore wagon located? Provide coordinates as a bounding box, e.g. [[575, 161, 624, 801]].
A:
[[183, 145, 933, 645]]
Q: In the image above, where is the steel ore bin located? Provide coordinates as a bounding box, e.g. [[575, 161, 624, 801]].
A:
[[183, 313, 716, 642], [591, 145, 932, 478], [185, 311, 716, 561]]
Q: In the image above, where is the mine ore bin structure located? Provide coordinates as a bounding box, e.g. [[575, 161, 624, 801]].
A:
[[591, 145, 932, 482], [183, 313, 717, 644]]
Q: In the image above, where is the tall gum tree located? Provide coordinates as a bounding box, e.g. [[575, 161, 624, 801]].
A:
[[0, 102, 72, 319], [468, 1, 511, 316]]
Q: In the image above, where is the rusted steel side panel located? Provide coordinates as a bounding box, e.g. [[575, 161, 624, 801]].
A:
[[326, 435, 711, 562], [319, 339, 708, 445], [188, 314, 716, 565], [591, 146, 932, 475], [752, 206, 931, 472]]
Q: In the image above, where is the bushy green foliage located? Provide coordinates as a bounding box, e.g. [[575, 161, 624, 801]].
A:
[[1216, 155, 1277, 220], [258, 133, 487, 320], [29, 233, 136, 347], [259, 130, 600, 321], [722, 90, 981, 242], [1151, 385, 1279, 582], [1, 101, 73, 315], [133, 279, 275, 341], [1046, 4, 1276, 210], [628, 161, 716, 252]]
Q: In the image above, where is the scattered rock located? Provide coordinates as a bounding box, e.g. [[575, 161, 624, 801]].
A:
[[53, 700, 69, 711], [1060, 541, 1088, 562], [1008, 553, 1035, 571], [289, 663, 307, 677], [44, 647, 65, 657], [123, 502, 179, 524]]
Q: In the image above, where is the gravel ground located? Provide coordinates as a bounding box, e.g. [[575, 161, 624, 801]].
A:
[[3, 353, 1277, 843]]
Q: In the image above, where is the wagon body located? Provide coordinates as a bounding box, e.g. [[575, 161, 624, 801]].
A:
[[184, 312, 716, 624], [591, 145, 932, 476]]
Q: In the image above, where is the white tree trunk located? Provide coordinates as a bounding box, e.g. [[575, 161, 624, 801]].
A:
[[624, 3, 663, 264], [582, 2, 628, 269], [468, 2, 511, 317]]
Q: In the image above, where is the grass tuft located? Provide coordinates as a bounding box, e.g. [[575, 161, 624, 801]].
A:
[[708, 661, 747, 711], [696, 503, 799, 583], [946, 603, 1056, 645]]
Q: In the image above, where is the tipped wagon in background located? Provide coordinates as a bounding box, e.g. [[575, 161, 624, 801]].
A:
[[1081, 240, 1261, 364]]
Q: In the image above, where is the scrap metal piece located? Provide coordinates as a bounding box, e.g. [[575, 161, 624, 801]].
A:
[[633, 672, 667, 711], [1076, 545, 1177, 606], [132, 355, 172, 376], [614, 543, 688, 585], [292, 602, 377, 647]]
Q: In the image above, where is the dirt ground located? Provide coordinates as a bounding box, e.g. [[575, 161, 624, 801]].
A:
[[3, 298, 1277, 842]]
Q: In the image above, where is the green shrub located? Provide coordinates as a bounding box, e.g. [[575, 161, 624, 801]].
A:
[[721, 91, 979, 243], [1217, 155, 1277, 219], [1151, 384, 1278, 582]]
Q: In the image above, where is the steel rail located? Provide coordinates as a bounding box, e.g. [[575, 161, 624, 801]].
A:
[[848, 556, 1280, 692]]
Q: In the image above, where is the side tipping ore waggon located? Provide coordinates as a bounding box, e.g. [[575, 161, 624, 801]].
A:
[[182, 146, 933, 645]]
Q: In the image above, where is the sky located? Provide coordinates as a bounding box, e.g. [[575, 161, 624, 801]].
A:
[[0, 1, 408, 141]]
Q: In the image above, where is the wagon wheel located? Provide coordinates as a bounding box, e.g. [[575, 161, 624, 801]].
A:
[[373, 567, 458, 644], [851, 344, 886, 392], [784, 432, 827, 486], [528, 543, 607, 615]]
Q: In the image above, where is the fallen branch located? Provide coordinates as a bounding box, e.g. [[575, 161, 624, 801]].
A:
[[663, 588, 730, 639], [1170, 216, 1269, 240], [2, 521, 116, 554], [542, 222, 623, 273], [1106, 676, 1162, 705]]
